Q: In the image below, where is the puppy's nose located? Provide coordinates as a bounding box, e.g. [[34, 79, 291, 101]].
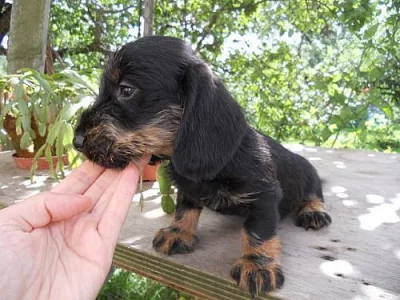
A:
[[73, 134, 85, 151]]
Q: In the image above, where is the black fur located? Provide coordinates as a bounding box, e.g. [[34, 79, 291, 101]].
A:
[[173, 62, 247, 182], [73, 36, 332, 297]]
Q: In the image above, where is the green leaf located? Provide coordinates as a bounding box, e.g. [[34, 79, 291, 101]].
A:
[[56, 122, 65, 158], [0, 102, 15, 122], [14, 81, 24, 101], [15, 84, 31, 133], [30, 144, 47, 179], [370, 68, 381, 81], [340, 106, 353, 121], [327, 84, 339, 96], [332, 94, 346, 104], [45, 146, 56, 177], [15, 117, 22, 136], [380, 106, 394, 120], [331, 74, 342, 83], [20, 132, 32, 149], [46, 122, 63, 145], [58, 102, 84, 121], [157, 162, 172, 195], [38, 123, 47, 137], [364, 23, 379, 39], [29, 128, 37, 140], [33, 72, 53, 93], [161, 195, 175, 214], [61, 69, 97, 95], [36, 105, 48, 124], [63, 123, 75, 145], [321, 127, 332, 142], [358, 129, 367, 142]]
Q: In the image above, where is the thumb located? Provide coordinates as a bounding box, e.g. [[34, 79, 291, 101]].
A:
[[0, 192, 92, 232]]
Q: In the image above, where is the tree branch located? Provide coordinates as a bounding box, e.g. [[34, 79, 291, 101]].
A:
[[101, 5, 135, 14], [57, 42, 113, 58]]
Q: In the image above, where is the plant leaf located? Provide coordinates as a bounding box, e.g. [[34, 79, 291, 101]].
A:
[[20, 131, 32, 149]]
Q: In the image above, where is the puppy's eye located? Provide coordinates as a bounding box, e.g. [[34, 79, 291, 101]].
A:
[[119, 85, 136, 98]]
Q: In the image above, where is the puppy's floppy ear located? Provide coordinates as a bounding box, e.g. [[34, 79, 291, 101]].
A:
[[172, 62, 248, 182]]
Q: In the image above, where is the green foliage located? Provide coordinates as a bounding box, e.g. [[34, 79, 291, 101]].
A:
[[97, 268, 193, 300], [48, 0, 399, 153], [50, 0, 141, 70]]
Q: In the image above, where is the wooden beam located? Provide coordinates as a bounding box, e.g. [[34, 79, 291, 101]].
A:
[[113, 244, 277, 300]]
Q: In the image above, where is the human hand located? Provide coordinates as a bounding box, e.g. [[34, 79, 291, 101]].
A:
[[0, 156, 149, 300]]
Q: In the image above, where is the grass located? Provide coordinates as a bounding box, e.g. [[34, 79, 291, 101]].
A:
[[97, 268, 194, 300]]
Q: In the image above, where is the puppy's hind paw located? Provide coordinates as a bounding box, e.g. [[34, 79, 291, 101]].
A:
[[296, 199, 332, 230], [152, 226, 199, 255], [231, 256, 284, 297], [296, 211, 332, 230]]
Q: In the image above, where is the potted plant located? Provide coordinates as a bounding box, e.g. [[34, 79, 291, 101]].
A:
[[0, 69, 97, 177]]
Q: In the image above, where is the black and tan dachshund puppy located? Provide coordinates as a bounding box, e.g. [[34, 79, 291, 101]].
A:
[[73, 36, 332, 297]]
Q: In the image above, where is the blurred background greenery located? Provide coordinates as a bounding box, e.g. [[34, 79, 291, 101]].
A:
[[97, 268, 193, 300], [37, 0, 400, 152], [1, 0, 399, 153]]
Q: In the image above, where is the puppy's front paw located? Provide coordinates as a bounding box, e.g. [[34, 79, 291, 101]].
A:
[[296, 211, 332, 230], [231, 255, 284, 297], [152, 226, 199, 255]]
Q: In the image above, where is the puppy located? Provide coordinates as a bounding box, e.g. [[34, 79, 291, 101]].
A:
[[73, 36, 332, 297]]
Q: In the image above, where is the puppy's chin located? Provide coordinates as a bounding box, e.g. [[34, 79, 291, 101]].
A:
[[85, 153, 139, 169]]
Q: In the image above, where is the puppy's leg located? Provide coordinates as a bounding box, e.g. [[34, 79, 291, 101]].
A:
[[296, 196, 332, 230], [153, 193, 202, 255], [231, 191, 284, 297]]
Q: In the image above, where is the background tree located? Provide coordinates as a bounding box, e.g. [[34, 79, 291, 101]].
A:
[[0, 0, 398, 152]]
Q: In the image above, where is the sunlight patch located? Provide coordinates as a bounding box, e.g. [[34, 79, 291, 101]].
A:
[[358, 203, 400, 230], [343, 200, 358, 207], [121, 235, 145, 246], [320, 259, 354, 277], [366, 194, 385, 204], [144, 208, 167, 219], [332, 186, 347, 193], [333, 161, 347, 169], [359, 283, 400, 300], [336, 193, 349, 199]]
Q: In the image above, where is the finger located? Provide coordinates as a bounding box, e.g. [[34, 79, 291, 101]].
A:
[[97, 156, 149, 244], [52, 161, 105, 194], [0, 192, 92, 231], [83, 168, 121, 210], [92, 155, 150, 217]]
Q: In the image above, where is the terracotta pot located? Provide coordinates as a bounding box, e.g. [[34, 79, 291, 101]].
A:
[[12, 153, 69, 170], [142, 164, 159, 181]]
